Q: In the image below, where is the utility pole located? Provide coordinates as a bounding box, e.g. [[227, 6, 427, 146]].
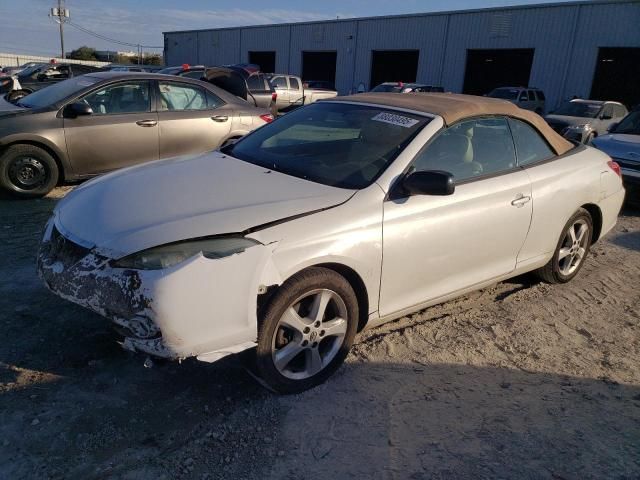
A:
[[50, 0, 70, 59]]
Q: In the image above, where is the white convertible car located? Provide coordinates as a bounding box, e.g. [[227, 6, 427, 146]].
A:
[[38, 93, 625, 393]]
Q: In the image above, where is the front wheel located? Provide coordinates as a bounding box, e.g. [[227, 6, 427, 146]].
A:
[[535, 208, 593, 283], [256, 267, 358, 394], [0, 144, 59, 198]]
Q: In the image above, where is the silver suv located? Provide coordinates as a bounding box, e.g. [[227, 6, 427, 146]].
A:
[[488, 87, 546, 114]]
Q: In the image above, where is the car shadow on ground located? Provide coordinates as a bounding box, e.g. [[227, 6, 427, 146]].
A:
[[2, 350, 639, 479]]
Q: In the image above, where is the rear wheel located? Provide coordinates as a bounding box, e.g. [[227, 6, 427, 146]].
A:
[[0, 144, 59, 198], [256, 267, 358, 394], [536, 208, 593, 283]]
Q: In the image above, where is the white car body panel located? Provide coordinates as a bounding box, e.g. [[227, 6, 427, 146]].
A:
[[55, 152, 354, 258], [380, 170, 532, 317], [38, 105, 625, 365]]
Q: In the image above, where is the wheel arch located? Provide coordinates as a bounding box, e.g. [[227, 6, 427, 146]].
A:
[[581, 203, 603, 243], [258, 262, 371, 333], [2, 138, 67, 183]]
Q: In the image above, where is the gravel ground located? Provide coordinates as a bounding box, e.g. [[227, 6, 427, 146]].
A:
[[1, 187, 639, 480]]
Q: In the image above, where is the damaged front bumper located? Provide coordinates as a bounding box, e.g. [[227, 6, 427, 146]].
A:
[[37, 217, 279, 362]]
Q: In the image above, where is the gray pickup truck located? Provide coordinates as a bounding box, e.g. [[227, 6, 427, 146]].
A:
[[268, 74, 338, 112]]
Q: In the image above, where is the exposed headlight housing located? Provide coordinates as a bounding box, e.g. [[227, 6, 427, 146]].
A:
[[113, 236, 261, 270]]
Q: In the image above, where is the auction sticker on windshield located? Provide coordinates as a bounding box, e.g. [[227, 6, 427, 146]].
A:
[[371, 112, 420, 128]]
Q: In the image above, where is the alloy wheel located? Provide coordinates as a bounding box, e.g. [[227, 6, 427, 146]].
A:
[[558, 218, 590, 276], [271, 288, 348, 380]]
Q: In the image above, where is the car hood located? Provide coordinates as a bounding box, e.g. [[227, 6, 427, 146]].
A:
[[544, 115, 593, 127], [592, 133, 640, 162], [54, 151, 355, 258]]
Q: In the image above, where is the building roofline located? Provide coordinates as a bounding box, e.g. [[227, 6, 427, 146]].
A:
[[162, 0, 634, 35]]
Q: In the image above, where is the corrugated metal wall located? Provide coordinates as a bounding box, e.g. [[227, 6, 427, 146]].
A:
[[164, 1, 640, 108]]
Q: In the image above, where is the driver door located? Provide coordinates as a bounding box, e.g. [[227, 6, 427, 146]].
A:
[[379, 117, 533, 317], [63, 80, 159, 175]]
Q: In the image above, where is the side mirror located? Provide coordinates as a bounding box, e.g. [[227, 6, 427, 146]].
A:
[[400, 170, 455, 197], [63, 102, 93, 118], [607, 122, 619, 133]]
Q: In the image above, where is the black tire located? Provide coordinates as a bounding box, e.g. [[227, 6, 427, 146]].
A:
[[535, 208, 593, 284], [0, 144, 59, 198], [256, 267, 359, 394]]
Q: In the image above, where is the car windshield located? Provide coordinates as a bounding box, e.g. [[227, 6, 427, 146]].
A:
[[612, 111, 640, 134], [488, 88, 519, 100], [371, 84, 403, 93], [554, 101, 602, 118], [16, 75, 101, 109], [225, 102, 429, 189]]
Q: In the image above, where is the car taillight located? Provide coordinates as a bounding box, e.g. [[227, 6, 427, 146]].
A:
[[271, 92, 277, 101], [260, 114, 274, 123], [607, 160, 622, 177]]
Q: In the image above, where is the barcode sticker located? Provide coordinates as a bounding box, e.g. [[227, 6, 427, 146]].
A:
[[371, 112, 419, 128]]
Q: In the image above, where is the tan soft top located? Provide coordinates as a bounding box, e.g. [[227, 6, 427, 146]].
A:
[[331, 92, 573, 155]]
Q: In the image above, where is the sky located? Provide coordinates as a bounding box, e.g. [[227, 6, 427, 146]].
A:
[[1, 0, 579, 58]]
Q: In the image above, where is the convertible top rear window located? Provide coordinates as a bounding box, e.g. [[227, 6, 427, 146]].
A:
[[225, 102, 429, 189]]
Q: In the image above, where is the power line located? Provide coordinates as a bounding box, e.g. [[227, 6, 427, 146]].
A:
[[65, 20, 163, 49]]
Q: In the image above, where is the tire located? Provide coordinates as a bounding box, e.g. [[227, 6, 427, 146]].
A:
[[256, 267, 359, 394], [0, 144, 59, 198], [535, 208, 593, 284]]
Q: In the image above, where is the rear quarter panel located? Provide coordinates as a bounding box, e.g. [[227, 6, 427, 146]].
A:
[[517, 145, 622, 267]]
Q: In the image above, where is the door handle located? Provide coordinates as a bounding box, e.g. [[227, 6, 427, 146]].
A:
[[136, 119, 157, 127], [211, 115, 228, 122], [511, 194, 531, 208]]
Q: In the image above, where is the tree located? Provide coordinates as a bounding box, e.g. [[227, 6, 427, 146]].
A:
[[143, 54, 163, 66], [68, 46, 97, 61], [113, 54, 133, 64]]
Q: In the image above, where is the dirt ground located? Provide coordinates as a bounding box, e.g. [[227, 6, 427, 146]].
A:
[[1, 187, 639, 480]]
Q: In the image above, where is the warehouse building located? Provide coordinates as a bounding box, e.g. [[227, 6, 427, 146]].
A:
[[164, 0, 640, 110]]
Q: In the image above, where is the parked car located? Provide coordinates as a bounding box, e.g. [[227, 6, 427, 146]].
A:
[[487, 87, 546, 114], [159, 64, 277, 115], [205, 66, 277, 116], [37, 93, 624, 393], [102, 64, 162, 73], [157, 64, 206, 79], [2, 62, 102, 102], [545, 99, 628, 144], [268, 74, 338, 112], [303, 80, 335, 91], [0, 72, 273, 197], [371, 82, 444, 93], [592, 108, 640, 189]]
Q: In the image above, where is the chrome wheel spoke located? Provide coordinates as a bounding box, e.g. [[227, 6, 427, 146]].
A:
[[280, 307, 308, 335], [310, 290, 332, 323], [558, 247, 572, 260], [322, 317, 347, 338], [568, 225, 577, 243], [575, 247, 586, 262], [576, 224, 588, 244], [306, 348, 323, 376], [274, 342, 304, 371]]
